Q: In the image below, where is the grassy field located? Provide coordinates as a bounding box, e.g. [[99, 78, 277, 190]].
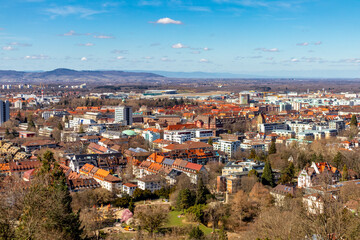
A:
[[166, 211, 214, 235]]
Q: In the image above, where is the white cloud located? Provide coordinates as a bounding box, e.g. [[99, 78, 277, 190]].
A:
[[154, 17, 183, 24], [2, 46, 16, 51], [81, 57, 87, 61], [8, 42, 32, 47], [340, 58, 360, 63], [314, 41, 322, 45], [172, 43, 187, 49], [111, 49, 128, 54], [116, 56, 125, 60], [296, 42, 309, 46], [24, 54, 49, 60], [203, 47, 212, 51], [161, 57, 174, 62], [78, 43, 94, 46], [255, 47, 279, 52], [93, 35, 115, 39], [59, 30, 91, 36], [45, 6, 104, 18], [290, 58, 299, 62], [200, 58, 210, 63], [139, 0, 162, 6]]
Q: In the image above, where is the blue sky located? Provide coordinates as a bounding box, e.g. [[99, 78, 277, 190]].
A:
[[0, 0, 360, 77]]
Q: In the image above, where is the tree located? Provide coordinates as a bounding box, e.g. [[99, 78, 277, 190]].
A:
[[135, 205, 169, 237], [17, 152, 83, 240], [57, 122, 63, 131], [208, 137, 213, 146], [317, 153, 324, 162], [333, 151, 343, 169], [249, 149, 256, 159], [188, 226, 204, 240], [177, 188, 195, 211], [279, 162, 295, 184], [78, 123, 85, 134], [195, 178, 211, 205], [341, 164, 349, 181], [27, 116, 36, 131], [261, 161, 275, 187], [268, 141, 277, 155], [248, 169, 259, 179], [128, 199, 135, 214], [350, 115, 358, 128]]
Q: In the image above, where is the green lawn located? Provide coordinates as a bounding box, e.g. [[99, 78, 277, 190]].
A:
[[166, 211, 214, 235]]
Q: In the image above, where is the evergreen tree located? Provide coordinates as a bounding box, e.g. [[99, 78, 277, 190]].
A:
[[129, 199, 135, 214], [207, 137, 213, 146], [310, 153, 317, 162], [249, 149, 256, 159], [195, 178, 211, 205], [176, 189, 194, 211], [268, 141, 277, 154], [350, 115, 358, 127], [279, 162, 295, 184], [333, 151, 343, 169], [188, 226, 204, 240], [317, 153, 324, 162], [17, 151, 83, 239], [342, 164, 349, 181], [78, 123, 85, 134], [57, 122, 63, 131], [248, 169, 259, 179], [261, 161, 275, 187], [5, 128, 10, 137]]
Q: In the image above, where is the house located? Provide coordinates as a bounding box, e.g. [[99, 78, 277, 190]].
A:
[[298, 162, 341, 188], [21, 140, 57, 153], [122, 183, 137, 196], [79, 163, 122, 192], [303, 193, 324, 214], [19, 131, 36, 138], [137, 175, 163, 192], [270, 184, 296, 206]]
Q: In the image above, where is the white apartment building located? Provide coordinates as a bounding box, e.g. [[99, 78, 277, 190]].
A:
[[67, 117, 96, 129], [258, 123, 288, 134], [213, 139, 241, 158], [164, 129, 213, 144], [287, 121, 315, 134]]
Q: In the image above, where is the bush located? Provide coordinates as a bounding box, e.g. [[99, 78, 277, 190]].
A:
[[188, 226, 204, 240], [185, 204, 206, 223]]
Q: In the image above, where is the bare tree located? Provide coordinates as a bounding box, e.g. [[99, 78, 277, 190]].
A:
[[135, 204, 169, 237]]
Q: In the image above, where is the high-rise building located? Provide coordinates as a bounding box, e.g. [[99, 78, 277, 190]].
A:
[[0, 100, 10, 126], [115, 106, 133, 125], [239, 93, 250, 105]]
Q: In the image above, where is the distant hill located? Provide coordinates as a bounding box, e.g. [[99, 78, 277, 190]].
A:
[[130, 70, 265, 78], [0, 68, 164, 84]]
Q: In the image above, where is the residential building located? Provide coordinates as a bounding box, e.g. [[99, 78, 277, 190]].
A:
[[137, 175, 163, 192], [213, 139, 241, 158], [115, 105, 133, 125], [122, 183, 137, 196]]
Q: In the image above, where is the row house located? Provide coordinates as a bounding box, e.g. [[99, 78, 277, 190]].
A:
[[79, 163, 122, 192]]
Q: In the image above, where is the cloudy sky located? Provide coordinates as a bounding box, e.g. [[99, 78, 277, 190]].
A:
[[1, 0, 360, 77]]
